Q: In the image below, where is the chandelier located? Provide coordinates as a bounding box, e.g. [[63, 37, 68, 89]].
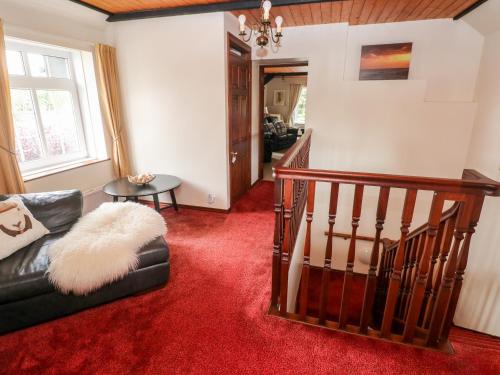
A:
[[238, 0, 283, 49]]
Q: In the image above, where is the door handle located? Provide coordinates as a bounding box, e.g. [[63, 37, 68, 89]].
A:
[[231, 152, 238, 164]]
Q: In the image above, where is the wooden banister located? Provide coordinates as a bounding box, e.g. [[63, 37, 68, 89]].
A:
[[381, 189, 417, 337], [318, 182, 339, 324], [339, 184, 364, 329], [384, 203, 460, 253], [360, 186, 390, 333], [274, 129, 312, 169], [275, 166, 500, 196], [269, 128, 500, 352]]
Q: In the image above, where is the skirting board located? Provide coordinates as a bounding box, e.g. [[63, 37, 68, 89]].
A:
[[138, 199, 230, 214], [178, 204, 230, 213]]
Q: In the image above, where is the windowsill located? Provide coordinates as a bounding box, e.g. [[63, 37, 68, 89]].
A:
[[22, 158, 110, 182]]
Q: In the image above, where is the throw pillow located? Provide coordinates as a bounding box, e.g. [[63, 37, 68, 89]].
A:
[[0, 197, 49, 260], [274, 121, 288, 136], [265, 122, 277, 134], [266, 115, 280, 124]]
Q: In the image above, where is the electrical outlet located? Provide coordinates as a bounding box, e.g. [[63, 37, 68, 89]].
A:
[[207, 193, 216, 205]]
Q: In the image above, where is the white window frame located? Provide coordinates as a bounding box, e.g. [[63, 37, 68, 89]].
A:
[[293, 87, 307, 126], [6, 39, 94, 174]]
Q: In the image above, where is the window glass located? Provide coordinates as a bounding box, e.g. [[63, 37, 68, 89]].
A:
[[293, 87, 307, 125], [7, 38, 106, 174], [11, 89, 43, 162], [27, 53, 48, 77], [6, 50, 25, 75], [47, 56, 69, 79], [36, 90, 81, 156]]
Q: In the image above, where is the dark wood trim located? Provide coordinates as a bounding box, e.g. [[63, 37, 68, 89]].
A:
[[453, 0, 489, 20], [67, 0, 112, 15], [227, 31, 252, 56], [227, 32, 252, 208], [105, 0, 340, 22]]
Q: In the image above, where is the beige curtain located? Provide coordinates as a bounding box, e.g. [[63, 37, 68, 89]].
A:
[[285, 84, 303, 125], [0, 19, 25, 195], [94, 44, 131, 178]]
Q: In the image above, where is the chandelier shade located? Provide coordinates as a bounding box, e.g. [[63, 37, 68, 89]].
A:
[[238, 0, 283, 50]]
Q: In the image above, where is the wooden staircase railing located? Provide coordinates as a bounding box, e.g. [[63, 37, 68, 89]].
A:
[[270, 129, 500, 352]]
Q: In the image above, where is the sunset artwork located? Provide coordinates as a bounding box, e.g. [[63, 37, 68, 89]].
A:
[[359, 43, 413, 80]]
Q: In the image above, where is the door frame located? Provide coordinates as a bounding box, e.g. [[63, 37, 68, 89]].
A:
[[258, 62, 308, 180], [227, 32, 252, 208]]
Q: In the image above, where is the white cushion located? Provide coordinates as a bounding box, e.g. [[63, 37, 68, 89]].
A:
[[0, 197, 50, 260]]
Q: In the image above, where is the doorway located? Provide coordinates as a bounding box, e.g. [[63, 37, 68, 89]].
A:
[[227, 33, 252, 206], [258, 63, 308, 180]]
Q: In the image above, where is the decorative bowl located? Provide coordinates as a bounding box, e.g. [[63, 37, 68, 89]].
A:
[[128, 173, 156, 186]]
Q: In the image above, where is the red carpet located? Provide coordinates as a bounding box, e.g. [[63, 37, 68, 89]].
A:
[[298, 268, 366, 325], [1, 181, 499, 374]]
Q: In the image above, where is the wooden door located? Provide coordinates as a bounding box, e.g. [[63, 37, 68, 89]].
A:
[[227, 34, 251, 206]]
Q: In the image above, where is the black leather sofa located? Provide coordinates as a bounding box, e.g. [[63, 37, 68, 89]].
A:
[[0, 190, 170, 334], [263, 117, 298, 162]]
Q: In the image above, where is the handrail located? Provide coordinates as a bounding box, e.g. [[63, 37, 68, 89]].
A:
[[275, 166, 500, 196], [384, 202, 460, 252], [271, 128, 312, 312], [274, 128, 313, 169], [270, 126, 500, 352]]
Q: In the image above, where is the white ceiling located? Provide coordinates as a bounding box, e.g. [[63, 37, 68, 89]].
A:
[[463, 0, 500, 35]]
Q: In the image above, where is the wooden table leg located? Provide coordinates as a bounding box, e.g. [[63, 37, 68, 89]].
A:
[[169, 190, 179, 211], [153, 194, 161, 212]]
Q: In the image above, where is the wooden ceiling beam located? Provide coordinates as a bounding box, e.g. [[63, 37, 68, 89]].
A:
[[102, 0, 342, 22], [453, 0, 488, 20]]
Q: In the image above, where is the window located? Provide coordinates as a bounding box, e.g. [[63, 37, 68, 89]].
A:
[[293, 87, 307, 125], [5, 39, 106, 176]]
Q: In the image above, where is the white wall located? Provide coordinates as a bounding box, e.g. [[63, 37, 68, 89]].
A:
[[110, 13, 243, 210], [463, 0, 500, 36], [456, 28, 500, 337], [0, 0, 114, 196]]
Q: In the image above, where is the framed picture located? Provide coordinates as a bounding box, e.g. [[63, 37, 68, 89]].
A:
[[359, 42, 413, 81], [273, 90, 287, 106]]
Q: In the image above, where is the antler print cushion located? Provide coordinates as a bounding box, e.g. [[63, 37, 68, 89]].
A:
[[0, 197, 49, 260]]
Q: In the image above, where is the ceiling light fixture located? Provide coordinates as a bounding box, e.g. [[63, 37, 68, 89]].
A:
[[238, 0, 283, 51]]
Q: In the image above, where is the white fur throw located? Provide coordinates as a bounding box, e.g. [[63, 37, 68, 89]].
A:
[[48, 202, 166, 295]]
